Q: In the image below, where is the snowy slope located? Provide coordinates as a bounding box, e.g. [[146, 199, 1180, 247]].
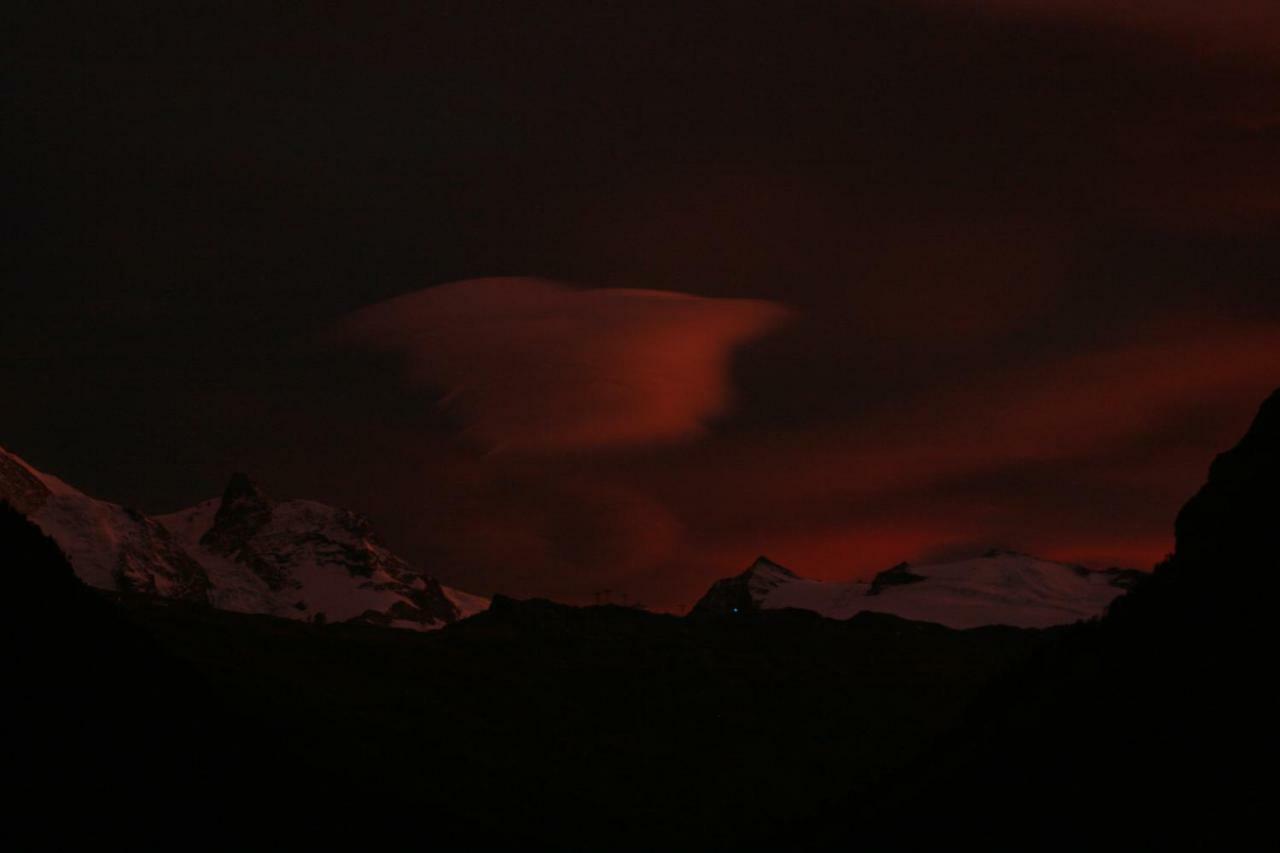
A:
[[1, 445, 212, 601], [694, 552, 1141, 629], [1, 444, 488, 629]]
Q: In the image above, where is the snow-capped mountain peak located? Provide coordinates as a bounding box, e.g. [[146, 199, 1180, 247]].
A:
[[201, 473, 275, 555], [694, 550, 1143, 629], [0, 445, 488, 630]]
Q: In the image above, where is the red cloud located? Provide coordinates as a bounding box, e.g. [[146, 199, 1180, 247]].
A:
[[340, 278, 789, 452], [624, 319, 1280, 600]]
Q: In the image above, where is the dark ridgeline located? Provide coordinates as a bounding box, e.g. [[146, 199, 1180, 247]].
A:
[[1176, 386, 1280, 568], [2, 504, 1042, 849], [4, 387, 1278, 850], [835, 388, 1280, 849]]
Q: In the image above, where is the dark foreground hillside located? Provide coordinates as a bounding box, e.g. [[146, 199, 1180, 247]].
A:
[[5, 387, 1278, 850], [3, 500, 1041, 850], [833, 389, 1280, 849]]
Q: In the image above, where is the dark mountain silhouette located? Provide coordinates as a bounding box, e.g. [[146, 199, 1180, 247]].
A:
[[5, 387, 1278, 850], [2, 502, 270, 844], [1176, 387, 1280, 567], [2, 500, 469, 847], [827, 388, 1280, 849], [4, 502, 1041, 849]]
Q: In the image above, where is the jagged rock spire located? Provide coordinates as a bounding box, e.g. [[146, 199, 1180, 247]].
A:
[[201, 473, 274, 557]]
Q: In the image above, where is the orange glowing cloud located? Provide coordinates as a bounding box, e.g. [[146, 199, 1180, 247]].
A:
[[340, 278, 790, 452]]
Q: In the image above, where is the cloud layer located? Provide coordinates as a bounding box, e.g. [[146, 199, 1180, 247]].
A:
[[340, 278, 789, 452]]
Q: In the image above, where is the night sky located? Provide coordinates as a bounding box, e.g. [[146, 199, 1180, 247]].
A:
[[6, 1, 1280, 609]]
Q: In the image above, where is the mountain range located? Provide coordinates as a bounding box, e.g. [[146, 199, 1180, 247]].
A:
[[4, 387, 1277, 850], [0, 445, 488, 629], [3, 442, 1150, 631], [4, 442, 1150, 631], [693, 552, 1141, 628]]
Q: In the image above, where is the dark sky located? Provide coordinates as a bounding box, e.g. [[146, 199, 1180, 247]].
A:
[[6, 1, 1280, 609]]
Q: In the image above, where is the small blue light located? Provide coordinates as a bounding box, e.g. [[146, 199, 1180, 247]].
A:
[[732, 607, 739, 613]]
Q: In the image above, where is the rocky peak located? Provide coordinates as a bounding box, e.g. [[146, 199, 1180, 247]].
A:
[[868, 561, 926, 596], [691, 556, 798, 615], [217, 472, 274, 521], [747, 555, 797, 578], [201, 473, 274, 555]]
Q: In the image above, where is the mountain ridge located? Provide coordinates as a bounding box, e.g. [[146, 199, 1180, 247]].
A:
[[693, 549, 1143, 629], [0, 444, 487, 629]]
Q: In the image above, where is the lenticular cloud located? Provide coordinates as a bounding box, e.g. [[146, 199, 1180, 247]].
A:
[[340, 277, 790, 452]]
